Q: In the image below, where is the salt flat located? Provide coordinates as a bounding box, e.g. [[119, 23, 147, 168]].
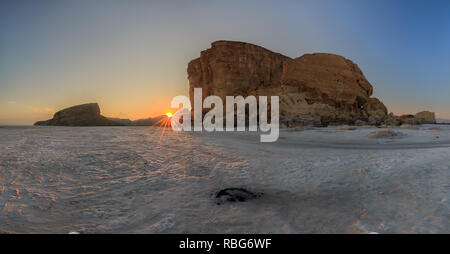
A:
[[0, 125, 448, 233]]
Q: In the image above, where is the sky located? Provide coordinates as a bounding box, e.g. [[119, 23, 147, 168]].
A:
[[1, 0, 449, 125]]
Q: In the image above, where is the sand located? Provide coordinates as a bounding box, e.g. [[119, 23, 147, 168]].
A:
[[0, 125, 448, 233]]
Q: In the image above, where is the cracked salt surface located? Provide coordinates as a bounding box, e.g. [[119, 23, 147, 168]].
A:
[[0, 125, 448, 233]]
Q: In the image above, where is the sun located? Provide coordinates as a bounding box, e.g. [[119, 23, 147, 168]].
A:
[[165, 112, 173, 118]]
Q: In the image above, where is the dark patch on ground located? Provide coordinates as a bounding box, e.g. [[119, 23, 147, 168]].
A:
[[215, 188, 263, 205]]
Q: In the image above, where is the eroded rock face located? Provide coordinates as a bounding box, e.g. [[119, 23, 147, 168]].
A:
[[414, 111, 436, 124], [365, 98, 388, 123], [381, 113, 402, 126], [383, 111, 436, 126], [34, 103, 123, 126], [188, 41, 388, 126]]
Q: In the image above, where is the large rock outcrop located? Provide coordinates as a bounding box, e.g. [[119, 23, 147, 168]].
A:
[[187, 40, 388, 126], [34, 103, 123, 126]]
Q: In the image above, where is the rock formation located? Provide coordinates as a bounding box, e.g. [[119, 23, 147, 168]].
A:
[[382, 113, 403, 126], [436, 118, 450, 124], [215, 188, 262, 205], [367, 129, 401, 139], [34, 103, 124, 126], [188, 40, 388, 126], [383, 111, 436, 126], [414, 111, 436, 124]]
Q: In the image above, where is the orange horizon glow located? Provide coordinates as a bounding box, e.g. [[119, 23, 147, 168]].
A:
[[1, 2, 450, 126]]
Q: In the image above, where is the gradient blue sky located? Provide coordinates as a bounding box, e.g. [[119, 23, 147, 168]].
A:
[[1, 0, 449, 124]]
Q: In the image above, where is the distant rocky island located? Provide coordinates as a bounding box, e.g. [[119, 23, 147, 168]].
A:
[[34, 103, 122, 126], [34, 103, 166, 126], [35, 40, 437, 127]]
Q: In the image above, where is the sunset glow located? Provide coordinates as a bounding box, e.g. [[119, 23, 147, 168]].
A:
[[1, 0, 450, 125], [166, 112, 173, 118]]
